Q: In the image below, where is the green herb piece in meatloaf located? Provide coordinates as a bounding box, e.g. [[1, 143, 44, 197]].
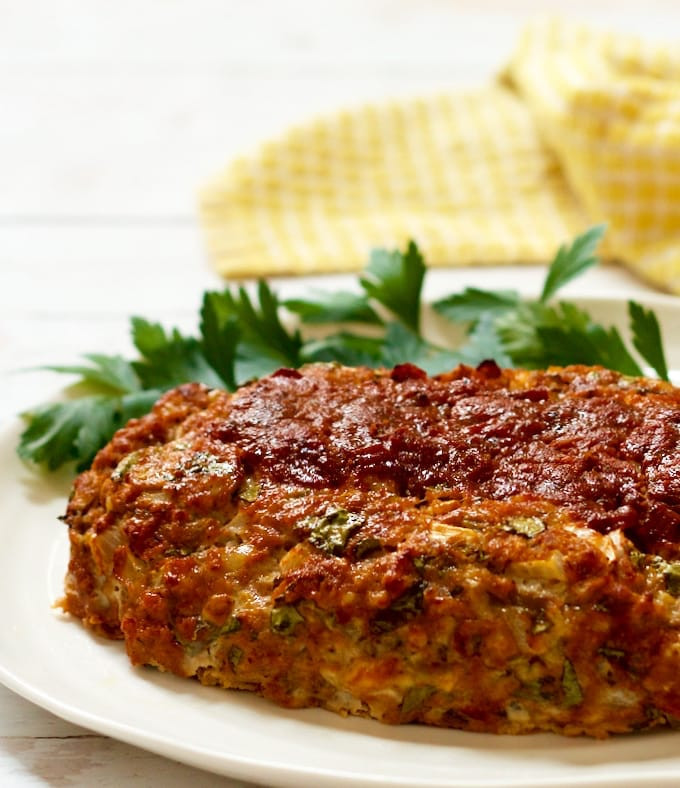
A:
[[664, 562, 680, 596], [270, 605, 305, 635], [502, 516, 546, 538], [372, 581, 426, 633], [307, 509, 363, 556], [562, 659, 584, 707], [401, 685, 436, 716]]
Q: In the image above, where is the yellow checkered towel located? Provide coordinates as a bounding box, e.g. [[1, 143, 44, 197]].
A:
[[200, 19, 680, 290]]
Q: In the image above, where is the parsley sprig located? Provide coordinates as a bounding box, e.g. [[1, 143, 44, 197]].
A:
[[17, 226, 670, 472]]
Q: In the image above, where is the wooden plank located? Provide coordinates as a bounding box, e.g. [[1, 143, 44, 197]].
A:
[[0, 687, 88, 739], [2, 0, 677, 72], [0, 734, 250, 787]]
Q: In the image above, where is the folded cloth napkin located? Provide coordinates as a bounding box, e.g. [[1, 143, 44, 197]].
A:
[[200, 19, 680, 289]]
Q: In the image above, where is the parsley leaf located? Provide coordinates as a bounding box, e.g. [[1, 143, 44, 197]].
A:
[[538, 304, 642, 376], [457, 313, 512, 367], [629, 300, 670, 381], [360, 240, 425, 332], [199, 292, 239, 390], [379, 322, 461, 375], [131, 317, 223, 389], [45, 353, 141, 394], [539, 224, 606, 303], [301, 332, 385, 366], [378, 322, 432, 367], [204, 282, 303, 382], [18, 399, 105, 471], [18, 390, 161, 471], [496, 301, 643, 375], [284, 291, 381, 325], [434, 288, 519, 325]]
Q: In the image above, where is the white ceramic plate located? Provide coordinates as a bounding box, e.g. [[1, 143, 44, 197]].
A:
[[4, 295, 680, 788]]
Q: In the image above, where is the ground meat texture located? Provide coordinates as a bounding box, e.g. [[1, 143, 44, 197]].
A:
[[62, 363, 680, 736]]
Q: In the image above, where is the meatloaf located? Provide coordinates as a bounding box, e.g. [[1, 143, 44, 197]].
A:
[[62, 362, 680, 736]]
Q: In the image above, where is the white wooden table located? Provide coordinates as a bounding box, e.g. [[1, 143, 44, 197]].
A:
[[2, 2, 679, 784]]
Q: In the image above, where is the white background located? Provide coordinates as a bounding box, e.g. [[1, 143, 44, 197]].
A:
[[2, 2, 679, 785]]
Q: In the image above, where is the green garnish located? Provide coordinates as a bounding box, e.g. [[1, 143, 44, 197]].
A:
[[307, 509, 363, 556], [598, 646, 625, 660], [228, 645, 243, 671], [354, 536, 382, 560], [270, 605, 304, 635], [645, 556, 680, 596], [217, 617, 242, 636], [360, 240, 426, 333], [502, 516, 546, 538], [433, 288, 520, 324], [401, 685, 436, 716], [371, 581, 426, 633], [111, 449, 144, 482], [238, 477, 260, 503], [562, 659, 584, 707], [18, 391, 161, 472], [664, 562, 680, 596], [539, 225, 604, 303], [284, 290, 382, 325], [17, 226, 671, 472], [532, 613, 551, 634], [493, 300, 645, 375], [629, 300, 670, 381]]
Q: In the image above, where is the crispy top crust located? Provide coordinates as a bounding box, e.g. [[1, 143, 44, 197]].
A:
[[113, 361, 680, 557]]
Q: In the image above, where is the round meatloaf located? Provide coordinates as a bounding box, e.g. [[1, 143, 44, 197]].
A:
[[62, 362, 680, 736]]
